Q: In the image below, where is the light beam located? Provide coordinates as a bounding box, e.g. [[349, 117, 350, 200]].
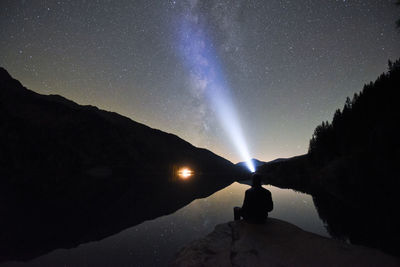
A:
[[176, 4, 255, 173]]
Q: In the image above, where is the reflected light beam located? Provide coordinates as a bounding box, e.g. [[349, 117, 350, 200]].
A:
[[177, 7, 255, 173]]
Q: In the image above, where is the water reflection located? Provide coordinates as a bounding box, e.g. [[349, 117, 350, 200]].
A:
[[177, 167, 193, 180], [312, 193, 400, 256], [2, 182, 328, 266], [0, 172, 233, 264]]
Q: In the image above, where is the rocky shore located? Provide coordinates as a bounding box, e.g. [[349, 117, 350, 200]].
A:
[[171, 218, 399, 267]]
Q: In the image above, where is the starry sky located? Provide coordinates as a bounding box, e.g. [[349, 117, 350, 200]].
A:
[[1, 0, 399, 163]]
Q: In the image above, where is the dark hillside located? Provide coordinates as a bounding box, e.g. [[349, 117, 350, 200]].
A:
[[0, 67, 242, 262], [307, 59, 400, 200], [260, 59, 400, 198], [0, 67, 237, 179], [258, 59, 400, 256]]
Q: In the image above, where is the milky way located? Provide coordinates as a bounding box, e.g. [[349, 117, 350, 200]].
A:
[[1, 0, 399, 162]]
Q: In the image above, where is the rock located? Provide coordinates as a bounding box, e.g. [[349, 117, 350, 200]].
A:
[[171, 218, 399, 267]]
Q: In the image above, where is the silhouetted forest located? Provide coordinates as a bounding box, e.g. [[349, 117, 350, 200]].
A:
[[261, 58, 400, 199], [308, 59, 400, 200], [258, 59, 400, 256]]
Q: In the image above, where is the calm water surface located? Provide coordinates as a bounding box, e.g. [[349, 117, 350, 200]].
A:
[[3, 182, 329, 267]]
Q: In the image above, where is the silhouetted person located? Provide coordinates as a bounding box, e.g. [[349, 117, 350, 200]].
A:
[[234, 174, 273, 223]]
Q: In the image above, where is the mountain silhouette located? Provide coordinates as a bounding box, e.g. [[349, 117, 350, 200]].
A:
[[0, 67, 239, 179], [235, 158, 266, 172], [0, 67, 244, 262]]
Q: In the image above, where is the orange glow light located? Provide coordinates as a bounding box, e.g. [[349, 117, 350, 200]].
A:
[[178, 168, 193, 179]]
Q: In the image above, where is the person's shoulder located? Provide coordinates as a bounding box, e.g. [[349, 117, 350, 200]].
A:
[[246, 187, 254, 193], [261, 187, 271, 194]]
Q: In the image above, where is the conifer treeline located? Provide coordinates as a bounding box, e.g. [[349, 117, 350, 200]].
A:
[[309, 59, 400, 160], [308, 59, 400, 193]]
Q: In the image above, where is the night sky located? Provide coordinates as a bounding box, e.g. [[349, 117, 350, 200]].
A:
[[1, 0, 399, 163]]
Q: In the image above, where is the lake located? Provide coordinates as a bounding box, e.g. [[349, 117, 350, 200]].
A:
[[2, 181, 329, 266]]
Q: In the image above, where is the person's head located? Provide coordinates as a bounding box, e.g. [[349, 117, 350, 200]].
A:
[[252, 173, 262, 187]]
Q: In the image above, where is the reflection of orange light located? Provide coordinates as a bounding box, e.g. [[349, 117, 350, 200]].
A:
[[178, 168, 193, 179]]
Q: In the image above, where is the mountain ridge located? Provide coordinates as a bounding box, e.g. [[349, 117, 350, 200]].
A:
[[0, 67, 246, 262], [0, 67, 239, 178]]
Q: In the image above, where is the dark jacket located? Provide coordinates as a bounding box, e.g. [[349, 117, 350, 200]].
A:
[[242, 186, 273, 223]]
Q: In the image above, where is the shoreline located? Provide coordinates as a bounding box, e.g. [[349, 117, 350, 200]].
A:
[[171, 218, 399, 267]]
